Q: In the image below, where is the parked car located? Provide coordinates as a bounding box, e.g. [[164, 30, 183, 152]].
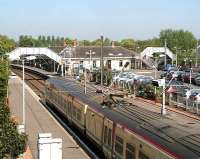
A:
[[185, 89, 200, 100], [118, 73, 136, 86], [163, 64, 177, 72], [182, 72, 199, 84], [135, 76, 154, 85], [194, 75, 200, 85], [172, 71, 185, 81]]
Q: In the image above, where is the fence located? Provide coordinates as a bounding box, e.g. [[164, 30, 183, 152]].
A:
[[169, 92, 200, 115], [113, 81, 200, 115]]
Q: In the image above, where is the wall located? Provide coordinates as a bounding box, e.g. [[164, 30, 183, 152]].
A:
[[67, 58, 132, 71]]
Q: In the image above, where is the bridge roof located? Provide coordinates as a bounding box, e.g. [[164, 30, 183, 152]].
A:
[[8, 47, 62, 64], [140, 47, 175, 59]]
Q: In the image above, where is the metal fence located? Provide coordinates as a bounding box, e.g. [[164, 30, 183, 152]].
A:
[[113, 82, 200, 115], [169, 93, 200, 115]]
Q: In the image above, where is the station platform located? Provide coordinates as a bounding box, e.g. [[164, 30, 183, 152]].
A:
[[8, 76, 89, 159], [11, 64, 58, 78]]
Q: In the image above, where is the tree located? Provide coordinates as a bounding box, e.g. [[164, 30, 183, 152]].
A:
[[104, 38, 111, 46], [0, 35, 16, 56], [120, 39, 135, 50], [91, 38, 102, 46], [65, 38, 74, 46], [159, 29, 196, 51], [19, 35, 35, 47]]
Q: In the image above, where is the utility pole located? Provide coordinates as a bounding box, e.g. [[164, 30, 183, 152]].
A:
[[195, 40, 199, 67], [84, 68, 87, 94], [164, 39, 167, 67], [100, 36, 104, 86]]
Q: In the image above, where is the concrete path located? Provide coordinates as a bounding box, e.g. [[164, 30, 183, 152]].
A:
[[8, 76, 89, 159]]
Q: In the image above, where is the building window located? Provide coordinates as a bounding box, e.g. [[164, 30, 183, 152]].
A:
[[119, 60, 123, 67], [139, 151, 149, 159], [80, 61, 83, 69], [126, 143, 135, 159], [107, 60, 111, 69], [115, 135, 124, 156], [131, 59, 135, 69], [93, 60, 96, 68]]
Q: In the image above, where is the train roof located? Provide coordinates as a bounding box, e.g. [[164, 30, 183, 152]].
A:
[[47, 77, 200, 159]]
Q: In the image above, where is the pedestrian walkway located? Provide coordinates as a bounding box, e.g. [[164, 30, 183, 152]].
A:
[[8, 76, 89, 159]]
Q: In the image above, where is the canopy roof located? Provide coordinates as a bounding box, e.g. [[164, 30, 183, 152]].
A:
[[8, 47, 62, 64]]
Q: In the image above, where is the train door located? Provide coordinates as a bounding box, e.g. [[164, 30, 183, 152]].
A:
[[113, 124, 125, 159], [102, 118, 114, 159]]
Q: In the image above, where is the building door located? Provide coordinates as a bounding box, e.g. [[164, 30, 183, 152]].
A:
[[107, 60, 111, 69]]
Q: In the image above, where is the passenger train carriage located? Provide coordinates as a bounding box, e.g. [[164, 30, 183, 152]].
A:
[[45, 77, 200, 159]]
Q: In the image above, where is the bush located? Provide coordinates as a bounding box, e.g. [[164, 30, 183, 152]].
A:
[[0, 60, 27, 158], [136, 84, 156, 100]]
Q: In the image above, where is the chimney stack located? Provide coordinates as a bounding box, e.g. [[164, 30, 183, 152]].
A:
[[111, 41, 115, 48]]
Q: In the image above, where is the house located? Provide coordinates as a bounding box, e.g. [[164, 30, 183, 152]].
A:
[[50, 46, 138, 75]]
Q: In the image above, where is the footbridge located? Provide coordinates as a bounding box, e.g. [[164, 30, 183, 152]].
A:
[[140, 47, 175, 68], [8, 47, 65, 75]]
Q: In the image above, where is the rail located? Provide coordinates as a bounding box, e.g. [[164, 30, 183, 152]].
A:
[[12, 69, 100, 159]]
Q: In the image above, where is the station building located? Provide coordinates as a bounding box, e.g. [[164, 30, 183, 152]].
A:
[[50, 45, 141, 75]]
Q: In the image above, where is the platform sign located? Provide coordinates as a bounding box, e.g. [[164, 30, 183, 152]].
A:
[[38, 133, 62, 159], [50, 138, 62, 159]]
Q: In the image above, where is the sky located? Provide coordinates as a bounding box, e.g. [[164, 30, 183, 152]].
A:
[[0, 0, 200, 40]]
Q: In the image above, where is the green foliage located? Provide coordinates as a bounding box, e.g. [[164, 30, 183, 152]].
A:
[[136, 84, 156, 100], [0, 35, 16, 56], [19, 35, 72, 47], [120, 39, 135, 50], [93, 68, 112, 86], [0, 60, 27, 158], [160, 29, 196, 51]]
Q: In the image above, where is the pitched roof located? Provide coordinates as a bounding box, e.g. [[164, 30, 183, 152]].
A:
[[49, 46, 66, 54], [59, 46, 136, 58]]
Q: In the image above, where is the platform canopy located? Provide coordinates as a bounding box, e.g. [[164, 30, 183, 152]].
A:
[[8, 47, 62, 65]]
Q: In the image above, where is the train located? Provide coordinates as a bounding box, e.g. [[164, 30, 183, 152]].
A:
[[45, 77, 200, 159]]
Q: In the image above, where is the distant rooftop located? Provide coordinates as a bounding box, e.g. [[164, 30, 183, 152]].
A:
[[50, 46, 137, 59]]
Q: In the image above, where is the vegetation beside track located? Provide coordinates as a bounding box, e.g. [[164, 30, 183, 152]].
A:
[[0, 35, 27, 158]]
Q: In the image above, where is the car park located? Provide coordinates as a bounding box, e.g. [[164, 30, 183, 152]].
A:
[[185, 89, 200, 100], [135, 76, 154, 85], [182, 72, 199, 84], [194, 75, 200, 85]]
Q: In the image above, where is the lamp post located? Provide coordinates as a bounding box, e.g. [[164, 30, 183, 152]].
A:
[[174, 47, 178, 67], [22, 59, 25, 131], [100, 36, 104, 86], [161, 78, 166, 115], [164, 39, 167, 67], [85, 50, 95, 72], [195, 41, 199, 67]]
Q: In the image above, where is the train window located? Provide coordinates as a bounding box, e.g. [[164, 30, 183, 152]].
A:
[[68, 102, 72, 114], [126, 143, 135, 159], [104, 126, 108, 144], [73, 107, 76, 118], [108, 128, 112, 146], [115, 135, 124, 156], [65, 101, 68, 112], [139, 151, 149, 159], [77, 109, 81, 121]]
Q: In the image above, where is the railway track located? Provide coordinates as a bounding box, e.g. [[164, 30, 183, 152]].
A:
[[11, 68, 101, 159]]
